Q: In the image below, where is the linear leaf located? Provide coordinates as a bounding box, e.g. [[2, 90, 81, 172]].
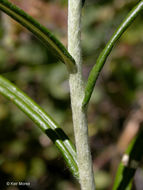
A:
[[113, 127, 143, 190], [0, 0, 76, 73], [0, 75, 78, 178], [82, 1, 143, 108]]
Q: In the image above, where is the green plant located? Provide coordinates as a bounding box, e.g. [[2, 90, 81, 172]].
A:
[[0, 0, 143, 189]]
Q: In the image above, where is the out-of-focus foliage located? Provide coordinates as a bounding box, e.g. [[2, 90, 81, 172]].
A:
[[0, 0, 143, 190]]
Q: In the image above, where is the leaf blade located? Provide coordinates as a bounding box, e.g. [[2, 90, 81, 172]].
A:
[[113, 127, 143, 190], [0, 75, 78, 178], [83, 1, 143, 108], [0, 0, 76, 73]]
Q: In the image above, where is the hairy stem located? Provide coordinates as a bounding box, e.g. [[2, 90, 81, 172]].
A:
[[68, 0, 95, 189]]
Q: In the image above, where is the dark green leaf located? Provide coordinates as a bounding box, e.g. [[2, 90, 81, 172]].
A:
[[0, 0, 77, 73]]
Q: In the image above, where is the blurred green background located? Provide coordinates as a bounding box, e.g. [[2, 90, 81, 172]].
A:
[[0, 0, 143, 189]]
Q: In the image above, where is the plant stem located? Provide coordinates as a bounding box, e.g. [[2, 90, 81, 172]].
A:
[[68, 0, 95, 189]]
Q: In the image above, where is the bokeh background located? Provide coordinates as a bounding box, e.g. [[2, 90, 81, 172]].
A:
[[0, 0, 143, 189]]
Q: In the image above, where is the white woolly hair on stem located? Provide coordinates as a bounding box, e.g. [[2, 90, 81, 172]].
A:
[[68, 0, 95, 189]]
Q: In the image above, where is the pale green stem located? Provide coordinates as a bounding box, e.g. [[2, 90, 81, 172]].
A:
[[68, 0, 95, 189]]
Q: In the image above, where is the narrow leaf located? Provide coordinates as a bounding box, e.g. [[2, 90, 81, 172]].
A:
[[0, 75, 78, 178], [83, 1, 143, 108], [113, 127, 143, 190], [0, 0, 76, 73]]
